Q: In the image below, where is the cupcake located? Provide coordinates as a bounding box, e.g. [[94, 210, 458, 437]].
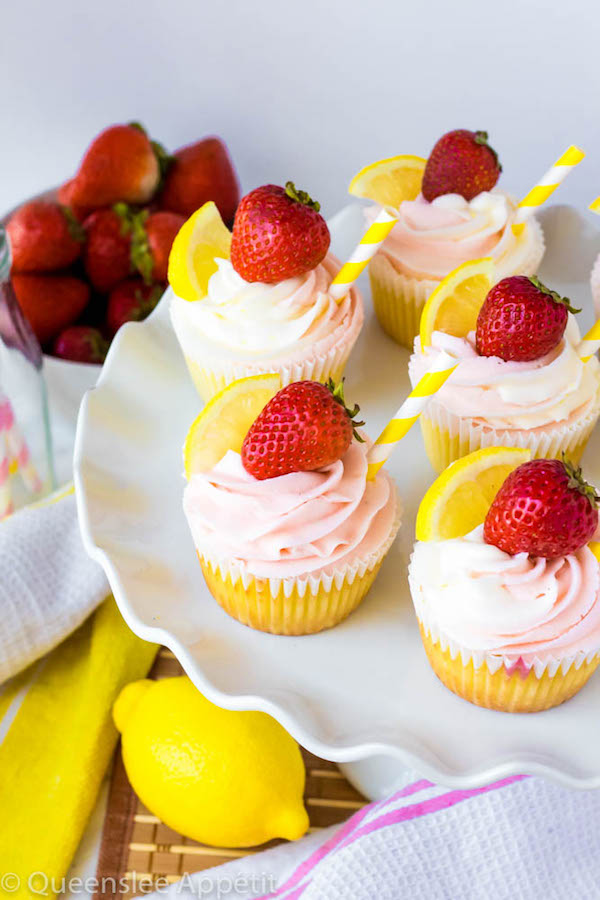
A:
[[182, 375, 400, 635], [168, 183, 364, 402], [409, 449, 600, 712], [350, 130, 545, 349], [410, 273, 600, 472]]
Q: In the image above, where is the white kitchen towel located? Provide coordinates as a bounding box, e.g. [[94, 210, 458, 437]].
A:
[[0, 484, 108, 683], [147, 772, 600, 900]]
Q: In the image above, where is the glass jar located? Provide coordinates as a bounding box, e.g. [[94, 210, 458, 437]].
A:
[[0, 225, 55, 515]]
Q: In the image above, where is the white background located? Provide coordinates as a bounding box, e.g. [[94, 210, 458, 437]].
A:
[[1, 0, 599, 217]]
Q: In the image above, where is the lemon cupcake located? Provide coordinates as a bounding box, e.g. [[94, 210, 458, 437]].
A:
[[409, 262, 600, 472], [182, 375, 400, 635], [168, 185, 363, 403], [349, 131, 544, 349], [409, 448, 600, 712]]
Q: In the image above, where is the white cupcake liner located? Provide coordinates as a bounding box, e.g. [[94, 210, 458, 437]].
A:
[[420, 390, 600, 473], [369, 254, 438, 348], [413, 605, 600, 681], [196, 486, 402, 601]]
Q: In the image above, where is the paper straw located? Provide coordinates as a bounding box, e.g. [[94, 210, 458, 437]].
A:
[[577, 320, 600, 363], [329, 207, 398, 303], [589, 197, 600, 214], [0, 395, 44, 499], [366, 351, 458, 480], [512, 145, 585, 235]]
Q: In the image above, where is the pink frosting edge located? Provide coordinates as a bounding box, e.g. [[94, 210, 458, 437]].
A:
[[183, 444, 401, 583], [409, 541, 600, 672]]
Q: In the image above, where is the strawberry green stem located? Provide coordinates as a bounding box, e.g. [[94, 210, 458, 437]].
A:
[[562, 454, 599, 508], [528, 276, 581, 314], [285, 181, 321, 212], [474, 130, 502, 172], [326, 378, 365, 442]]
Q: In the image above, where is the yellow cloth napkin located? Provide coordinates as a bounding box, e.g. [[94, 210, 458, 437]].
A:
[[0, 597, 157, 897]]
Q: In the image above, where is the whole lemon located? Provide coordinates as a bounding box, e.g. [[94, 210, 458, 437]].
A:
[[113, 676, 309, 848]]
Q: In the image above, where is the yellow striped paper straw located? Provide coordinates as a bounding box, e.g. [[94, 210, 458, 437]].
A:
[[329, 207, 398, 303], [512, 145, 585, 235], [577, 320, 600, 363], [366, 351, 458, 480]]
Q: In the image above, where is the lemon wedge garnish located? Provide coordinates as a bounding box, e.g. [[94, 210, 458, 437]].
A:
[[168, 201, 231, 301], [183, 373, 281, 478], [419, 257, 495, 349], [349, 154, 426, 209], [415, 447, 532, 542]]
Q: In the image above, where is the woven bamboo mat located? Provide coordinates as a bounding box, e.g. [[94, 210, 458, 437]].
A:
[[95, 647, 368, 896]]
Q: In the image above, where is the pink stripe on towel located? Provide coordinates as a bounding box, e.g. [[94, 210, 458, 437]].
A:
[[259, 779, 433, 899], [263, 775, 526, 899]]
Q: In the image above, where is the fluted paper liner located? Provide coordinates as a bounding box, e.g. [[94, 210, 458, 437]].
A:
[[419, 390, 600, 474], [181, 288, 364, 402], [196, 493, 402, 635], [409, 559, 600, 712]]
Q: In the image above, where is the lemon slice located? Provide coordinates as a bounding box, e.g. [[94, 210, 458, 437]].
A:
[[415, 447, 532, 542], [419, 257, 495, 349], [168, 201, 232, 302], [589, 542, 600, 562], [348, 155, 426, 209], [184, 373, 281, 478]]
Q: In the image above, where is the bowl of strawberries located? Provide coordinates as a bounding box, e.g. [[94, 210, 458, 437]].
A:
[[3, 121, 240, 372]]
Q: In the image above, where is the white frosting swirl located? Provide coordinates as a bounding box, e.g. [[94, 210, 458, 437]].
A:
[[409, 526, 600, 664], [409, 317, 600, 429], [171, 254, 360, 363]]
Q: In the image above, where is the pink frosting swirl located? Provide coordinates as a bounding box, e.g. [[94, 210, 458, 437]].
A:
[[409, 526, 600, 664], [379, 191, 542, 281], [409, 321, 600, 429], [184, 442, 398, 579]]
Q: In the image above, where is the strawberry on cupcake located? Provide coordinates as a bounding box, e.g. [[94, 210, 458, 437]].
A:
[[168, 182, 364, 402], [409, 448, 600, 712], [349, 129, 545, 348], [409, 271, 600, 473], [182, 375, 399, 635]]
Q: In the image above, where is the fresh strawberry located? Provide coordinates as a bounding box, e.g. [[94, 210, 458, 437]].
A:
[[7, 200, 85, 273], [422, 130, 502, 202], [476, 275, 579, 362], [230, 183, 330, 284], [158, 137, 239, 224], [130, 210, 185, 283], [68, 123, 165, 208], [12, 274, 90, 345], [53, 325, 109, 364], [83, 204, 135, 292], [484, 457, 599, 558], [106, 278, 164, 336], [57, 180, 95, 222], [241, 380, 364, 480]]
